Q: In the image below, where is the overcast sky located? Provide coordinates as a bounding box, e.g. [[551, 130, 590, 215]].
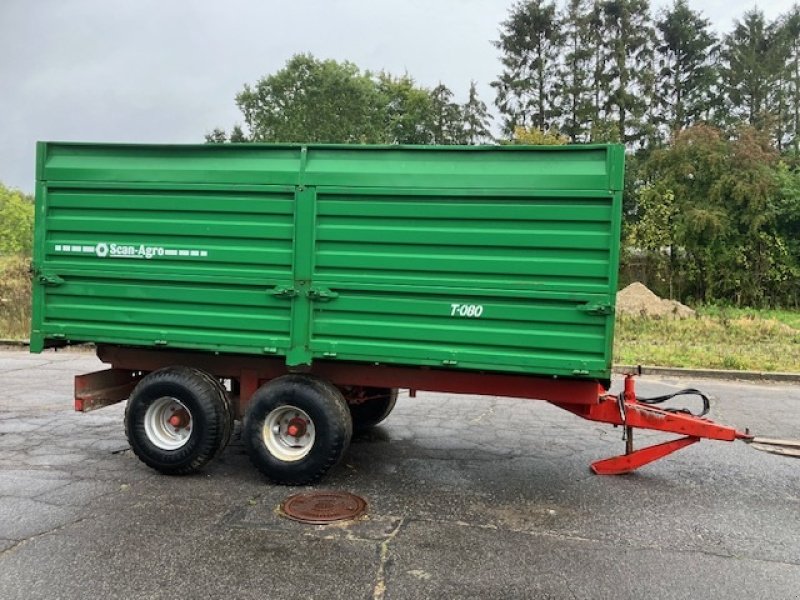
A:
[[0, 0, 794, 192]]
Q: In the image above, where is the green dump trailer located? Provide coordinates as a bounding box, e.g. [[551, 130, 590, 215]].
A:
[[30, 141, 752, 484]]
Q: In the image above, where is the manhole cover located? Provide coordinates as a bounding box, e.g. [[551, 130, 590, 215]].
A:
[[280, 491, 368, 524]]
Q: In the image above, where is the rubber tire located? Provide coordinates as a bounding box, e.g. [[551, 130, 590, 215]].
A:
[[345, 387, 398, 434], [192, 369, 235, 457], [244, 374, 352, 486], [125, 366, 231, 475]]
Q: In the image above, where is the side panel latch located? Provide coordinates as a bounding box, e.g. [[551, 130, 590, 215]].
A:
[[578, 302, 613, 316], [307, 287, 339, 301], [267, 285, 298, 298]]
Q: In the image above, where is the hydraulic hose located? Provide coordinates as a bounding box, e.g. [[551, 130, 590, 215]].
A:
[[635, 388, 711, 417]]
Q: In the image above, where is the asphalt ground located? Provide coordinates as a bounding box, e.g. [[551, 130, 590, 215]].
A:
[[0, 348, 798, 600]]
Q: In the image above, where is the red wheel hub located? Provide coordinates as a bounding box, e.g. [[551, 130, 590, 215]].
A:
[[286, 417, 307, 438], [168, 409, 190, 429]]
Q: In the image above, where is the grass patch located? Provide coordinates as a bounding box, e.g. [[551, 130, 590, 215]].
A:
[[0, 255, 31, 340], [615, 311, 800, 372]]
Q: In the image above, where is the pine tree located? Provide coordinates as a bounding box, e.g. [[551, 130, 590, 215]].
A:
[[654, 0, 717, 138], [778, 5, 800, 153], [719, 10, 784, 132], [204, 128, 227, 144], [229, 125, 248, 142], [430, 83, 467, 144], [558, 0, 594, 142], [462, 82, 493, 144], [599, 0, 657, 146], [492, 0, 563, 136], [586, 1, 614, 141]]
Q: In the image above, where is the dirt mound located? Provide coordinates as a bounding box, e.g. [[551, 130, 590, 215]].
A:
[[616, 282, 695, 319]]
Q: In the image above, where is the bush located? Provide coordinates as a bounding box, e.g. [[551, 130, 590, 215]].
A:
[[0, 256, 32, 340]]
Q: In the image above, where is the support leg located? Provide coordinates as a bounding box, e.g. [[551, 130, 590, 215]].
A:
[[591, 436, 700, 475]]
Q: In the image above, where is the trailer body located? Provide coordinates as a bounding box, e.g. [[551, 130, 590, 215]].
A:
[[31, 142, 624, 381], [30, 142, 756, 482]]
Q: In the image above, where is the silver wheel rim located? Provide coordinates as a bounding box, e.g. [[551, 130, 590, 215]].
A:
[[262, 405, 315, 462], [144, 397, 193, 450]]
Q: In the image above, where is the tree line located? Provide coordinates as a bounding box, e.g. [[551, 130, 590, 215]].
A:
[[206, 2, 798, 308], [206, 54, 493, 146], [494, 0, 800, 152]]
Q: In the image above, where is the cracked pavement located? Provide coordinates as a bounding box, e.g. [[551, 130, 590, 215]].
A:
[[0, 348, 799, 599]]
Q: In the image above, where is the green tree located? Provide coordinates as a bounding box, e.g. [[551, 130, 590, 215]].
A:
[[215, 55, 476, 146], [586, 2, 611, 141], [719, 10, 785, 132], [204, 128, 227, 144], [493, 0, 563, 136], [599, 0, 657, 146], [508, 126, 568, 144], [558, 0, 594, 142], [632, 124, 792, 305], [461, 81, 493, 144], [235, 54, 386, 143], [430, 83, 467, 144], [778, 5, 800, 153], [0, 183, 34, 256], [229, 125, 248, 142], [654, 0, 717, 136], [633, 125, 731, 301], [377, 73, 436, 144]]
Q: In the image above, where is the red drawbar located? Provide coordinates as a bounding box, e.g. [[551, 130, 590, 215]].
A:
[[551, 375, 752, 474]]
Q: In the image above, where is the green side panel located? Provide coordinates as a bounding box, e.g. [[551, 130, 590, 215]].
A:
[[309, 189, 614, 377], [33, 182, 295, 354], [41, 143, 302, 186], [32, 142, 623, 381], [304, 145, 611, 189]]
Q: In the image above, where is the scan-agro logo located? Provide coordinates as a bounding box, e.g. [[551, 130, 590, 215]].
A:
[[54, 243, 208, 260]]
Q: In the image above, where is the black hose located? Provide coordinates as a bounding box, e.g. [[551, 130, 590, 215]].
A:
[[635, 388, 711, 417]]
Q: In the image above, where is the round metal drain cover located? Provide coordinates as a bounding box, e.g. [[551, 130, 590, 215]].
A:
[[280, 491, 367, 524]]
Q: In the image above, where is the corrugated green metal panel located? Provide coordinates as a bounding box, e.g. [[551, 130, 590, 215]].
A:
[[314, 192, 613, 293], [309, 289, 609, 374], [310, 189, 613, 376], [33, 182, 295, 355], [32, 141, 624, 381]]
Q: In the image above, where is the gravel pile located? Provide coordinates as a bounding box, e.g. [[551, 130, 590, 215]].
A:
[[616, 282, 696, 319]]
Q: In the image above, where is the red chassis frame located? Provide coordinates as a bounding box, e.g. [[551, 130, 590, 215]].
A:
[[74, 345, 752, 475]]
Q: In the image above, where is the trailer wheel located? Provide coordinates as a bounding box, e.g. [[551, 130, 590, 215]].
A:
[[192, 370, 235, 456], [343, 387, 398, 433], [125, 366, 231, 475], [244, 375, 352, 485]]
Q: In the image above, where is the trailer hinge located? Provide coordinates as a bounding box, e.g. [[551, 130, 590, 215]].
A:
[[578, 302, 614, 316], [307, 287, 339, 301], [267, 285, 298, 298], [38, 273, 64, 287]]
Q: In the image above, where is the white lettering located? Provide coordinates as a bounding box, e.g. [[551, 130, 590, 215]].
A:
[[449, 303, 484, 318]]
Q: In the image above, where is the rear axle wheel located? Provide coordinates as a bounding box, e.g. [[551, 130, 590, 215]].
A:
[[244, 375, 352, 485], [342, 387, 398, 434]]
